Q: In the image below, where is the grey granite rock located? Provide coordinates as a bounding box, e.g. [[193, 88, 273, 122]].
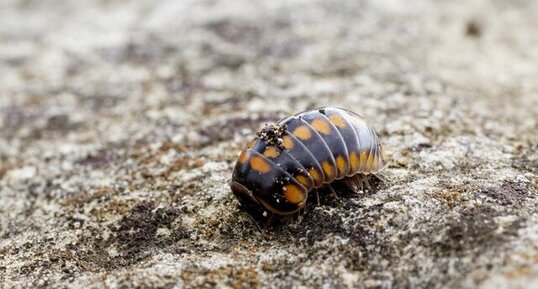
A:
[[0, 0, 536, 288]]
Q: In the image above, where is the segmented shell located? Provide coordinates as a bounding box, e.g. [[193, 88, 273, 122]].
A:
[[231, 107, 386, 215]]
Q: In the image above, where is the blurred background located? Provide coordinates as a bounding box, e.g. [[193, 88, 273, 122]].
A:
[[0, 0, 537, 288]]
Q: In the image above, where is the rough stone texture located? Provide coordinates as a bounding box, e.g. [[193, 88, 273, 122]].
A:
[[0, 0, 537, 288]]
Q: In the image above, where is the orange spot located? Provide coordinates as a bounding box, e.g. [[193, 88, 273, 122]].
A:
[[246, 138, 257, 149], [329, 114, 346, 128], [366, 152, 375, 170], [335, 155, 347, 176], [311, 119, 331, 135], [250, 156, 271, 173], [263, 146, 280, 158], [295, 174, 310, 187], [360, 151, 369, 170], [322, 161, 334, 180], [293, 125, 312, 140], [282, 135, 295, 150], [308, 168, 322, 184], [349, 152, 360, 172], [238, 151, 249, 164], [283, 184, 305, 204]]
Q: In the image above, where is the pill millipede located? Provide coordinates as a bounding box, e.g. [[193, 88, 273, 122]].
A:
[[230, 106, 387, 218]]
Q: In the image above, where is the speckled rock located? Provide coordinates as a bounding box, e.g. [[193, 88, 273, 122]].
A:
[[0, 0, 537, 288]]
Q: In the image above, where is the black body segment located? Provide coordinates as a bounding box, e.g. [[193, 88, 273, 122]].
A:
[[231, 106, 386, 215], [320, 107, 361, 175], [298, 110, 350, 180], [341, 109, 384, 174], [250, 138, 315, 191], [281, 132, 325, 189], [232, 150, 308, 214], [278, 116, 338, 183]]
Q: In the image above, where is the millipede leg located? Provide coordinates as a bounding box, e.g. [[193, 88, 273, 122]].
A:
[[353, 177, 362, 192], [363, 176, 372, 191], [245, 212, 263, 232], [295, 208, 305, 223], [294, 208, 304, 219], [265, 211, 275, 226], [372, 173, 387, 183], [328, 185, 338, 199]]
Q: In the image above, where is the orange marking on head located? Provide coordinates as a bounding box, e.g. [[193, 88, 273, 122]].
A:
[[263, 146, 280, 158], [250, 156, 271, 173], [349, 152, 360, 172], [311, 119, 331, 135], [282, 135, 295, 150], [322, 161, 334, 179], [293, 125, 312, 140], [308, 168, 322, 184], [238, 151, 249, 164], [329, 114, 346, 128], [283, 184, 305, 204], [335, 155, 347, 176], [295, 174, 310, 188]]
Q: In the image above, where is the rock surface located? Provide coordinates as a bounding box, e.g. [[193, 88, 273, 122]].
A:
[[0, 0, 537, 288]]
